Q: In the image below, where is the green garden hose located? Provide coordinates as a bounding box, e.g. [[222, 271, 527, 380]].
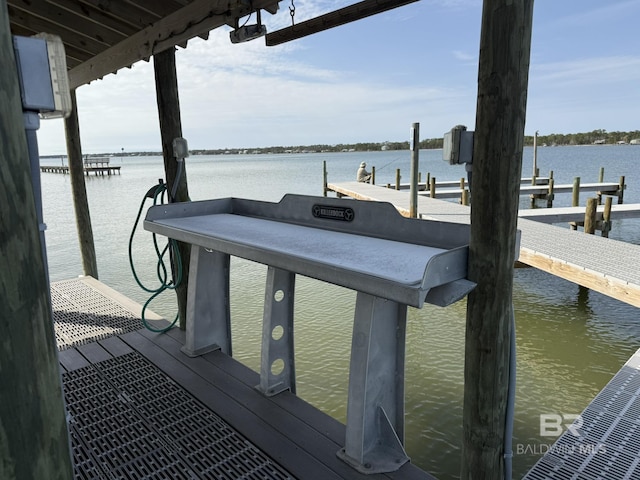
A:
[[128, 180, 182, 332]]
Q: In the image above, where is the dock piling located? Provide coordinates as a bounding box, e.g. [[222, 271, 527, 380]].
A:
[[322, 160, 327, 196], [546, 178, 555, 208], [572, 177, 581, 207], [584, 198, 598, 234], [602, 197, 613, 238], [409, 123, 419, 218]]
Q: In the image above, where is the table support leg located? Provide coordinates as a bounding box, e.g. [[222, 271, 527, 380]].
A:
[[339, 292, 409, 473], [181, 246, 231, 357], [258, 267, 296, 396]]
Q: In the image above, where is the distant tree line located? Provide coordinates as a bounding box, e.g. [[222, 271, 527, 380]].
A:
[[524, 129, 640, 146], [188, 129, 638, 156], [62, 129, 636, 159]]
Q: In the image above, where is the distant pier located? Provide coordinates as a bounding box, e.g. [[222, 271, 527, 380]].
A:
[[40, 156, 121, 176]]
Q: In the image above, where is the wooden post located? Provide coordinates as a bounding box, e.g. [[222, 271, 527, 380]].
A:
[[532, 129, 538, 179], [461, 1, 533, 479], [618, 175, 625, 204], [602, 196, 612, 238], [371, 165, 376, 185], [546, 178, 555, 208], [0, 4, 74, 477], [395, 168, 401, 190], [322, 160, 327, 196], [65, 89, 99, 278], [584, 198, 598, 234], [409, 123, 420, 218], [462, 189, 470, 206], [597, 167, 605, 204], [154, 47, 191, 329], [572, 177, 581, 207], [429, 177, 436, 198]]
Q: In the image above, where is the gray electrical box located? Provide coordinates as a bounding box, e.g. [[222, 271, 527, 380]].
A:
[[443, 125, 474, 165], [13, 34, 71, 118], [13, 36, 55, 112]]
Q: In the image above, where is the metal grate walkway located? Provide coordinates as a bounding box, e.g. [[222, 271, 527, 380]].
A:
[[524, 348, 640, 479], [64, 350, 294, 480], [52, 277, 155, 350]]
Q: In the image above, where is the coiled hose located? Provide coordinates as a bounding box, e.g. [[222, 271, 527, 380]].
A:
[[128, 180, 182, 332]]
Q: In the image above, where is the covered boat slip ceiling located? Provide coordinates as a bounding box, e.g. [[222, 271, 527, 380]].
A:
[[7, 0, 282, 89], [8, 0, 418, 89]]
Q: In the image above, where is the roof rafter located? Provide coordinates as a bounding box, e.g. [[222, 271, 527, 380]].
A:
[[68, 0, 281, 88]]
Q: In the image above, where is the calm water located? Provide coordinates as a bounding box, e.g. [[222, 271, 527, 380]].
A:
[[41, 145, 640, 479]]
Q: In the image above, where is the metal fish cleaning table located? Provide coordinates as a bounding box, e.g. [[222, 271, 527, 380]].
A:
[[144, 194, 474, 474]]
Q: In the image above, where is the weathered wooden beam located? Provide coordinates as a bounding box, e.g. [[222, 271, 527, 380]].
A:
[[64, 89, 99, 278], [39, 0, 141, 35], [518, 248, 640, 308], [0, 2, 73, 477], [153, 47, 190, 329], [69, 0, 281, 89], [461, 1, 534, 478], [7, 1, 126, 48]]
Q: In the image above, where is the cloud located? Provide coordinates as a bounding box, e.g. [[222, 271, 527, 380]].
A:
[[531, 55, 640, 87], [453, 50, 476, 62]]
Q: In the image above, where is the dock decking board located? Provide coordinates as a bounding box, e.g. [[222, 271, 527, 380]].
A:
[[52, 277, 433, 480], [326, 182, 640, 307]]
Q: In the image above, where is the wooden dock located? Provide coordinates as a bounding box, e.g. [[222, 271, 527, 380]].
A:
[[53, 276, 433, 480], [390, 181, 624, 203], [40, 165, 121, 176], [41, 156, 121, 176], [326, 182, 640, 308]]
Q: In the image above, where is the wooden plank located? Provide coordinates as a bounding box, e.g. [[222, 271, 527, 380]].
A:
[[8, 0, 128, 47], [517, 247, 640, 308], [97, 336, 135, 358], [517, 203, 640, 223], [76, 341, 114, 364], [519, 182, 621, 195], [58, 348, 91, 372]]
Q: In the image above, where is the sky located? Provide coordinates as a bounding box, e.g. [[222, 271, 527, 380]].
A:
[[36, 0, 640, 154]]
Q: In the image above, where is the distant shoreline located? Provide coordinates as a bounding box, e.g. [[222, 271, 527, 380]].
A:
[[41, 132, 640, 159]]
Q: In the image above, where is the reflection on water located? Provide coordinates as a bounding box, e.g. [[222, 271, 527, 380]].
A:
[[41, 146, 640, 479]]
